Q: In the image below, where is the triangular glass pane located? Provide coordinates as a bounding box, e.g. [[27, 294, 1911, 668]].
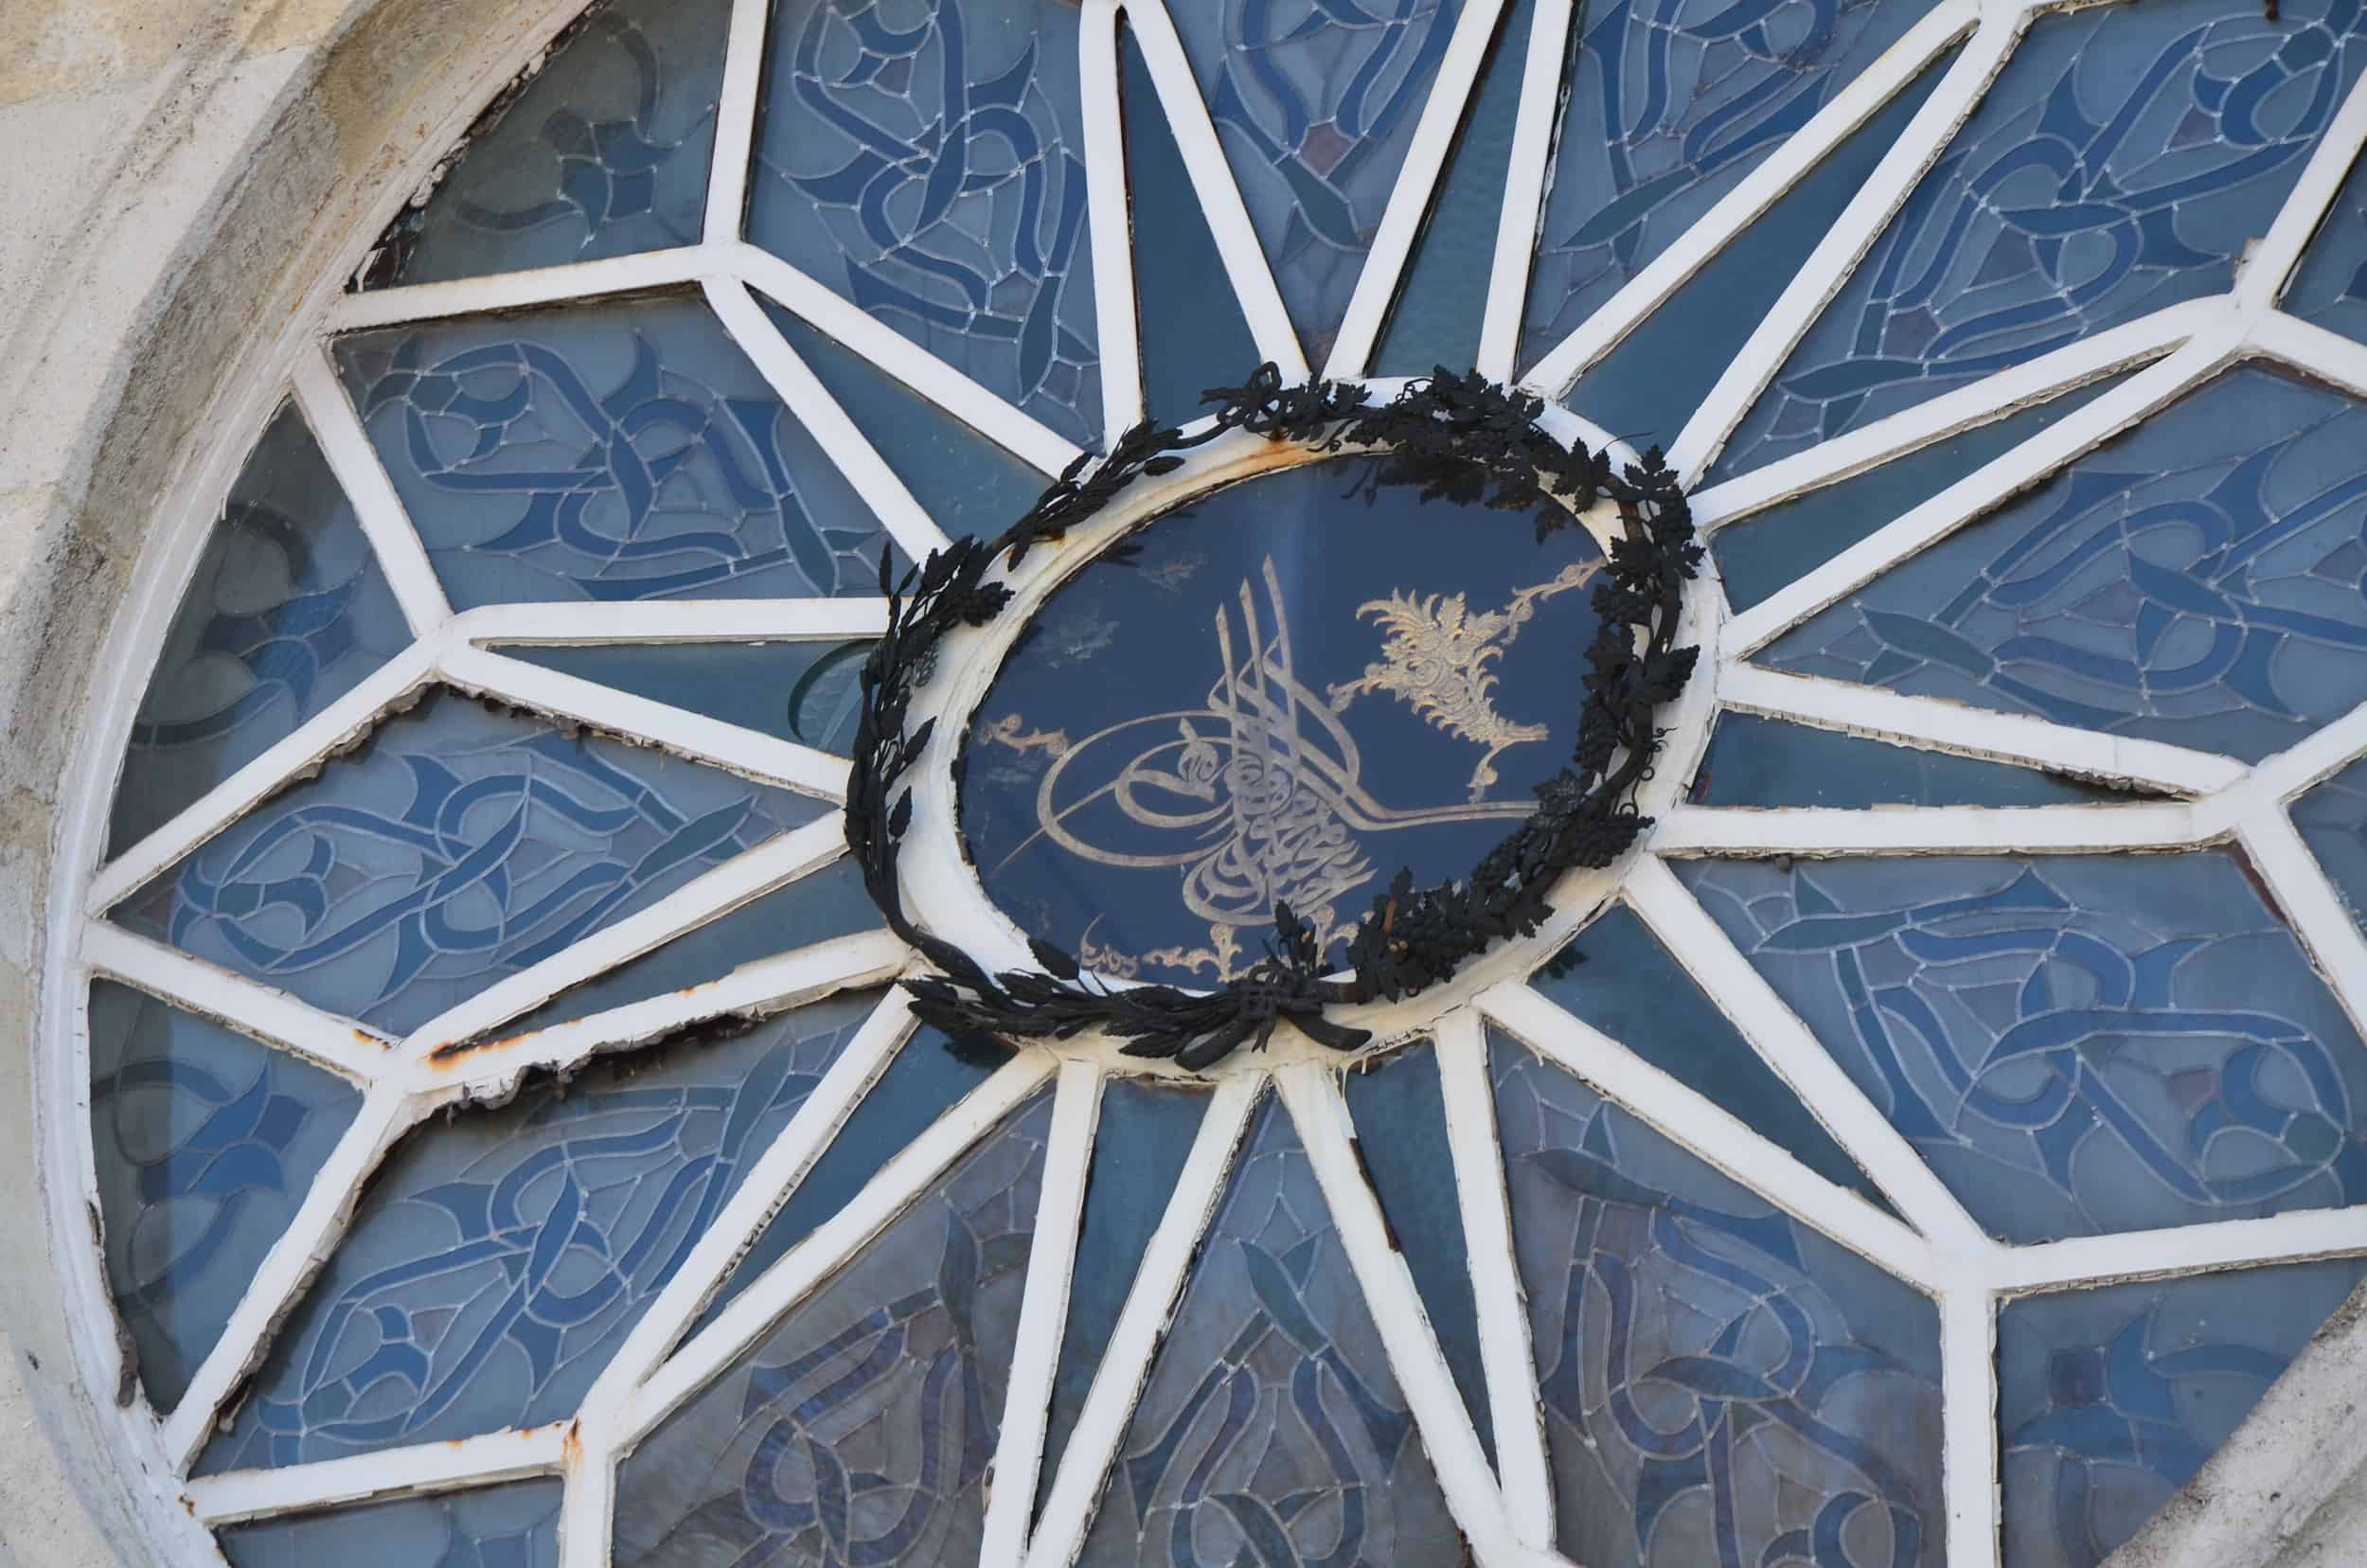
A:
[[1076, 1095, 1468, 1565], [197, 990, 884, 1472], [747, 0, 1102, 450], [1690, 713, 2128, 809], [112, 688, 828, 1037], [1676, 851, 2367, 1243], [1490, 1028, 1943, 1567], [1717, 0, 2367, 479], [2285, 148, 2367, 347], [114, 401, 410, 855], [1374, 0, 1536, 377], [1168, 0, 1466, 366], [1758, 365, 2367, 763], [497, 637, 875, 756], [1532, 904, 1896, 1213], [1520, 0, 1944, 376], [2297, 755, 2367, 936], [360, 0, 730, 287], [88, 981, 363, 1414], [335, 294, 903, 608], [613, 1087, 1056, 1565], [218, 1478, 562, 1565], [2000, 1258, 2367, 1568], [1561, 50, 1950, 455]]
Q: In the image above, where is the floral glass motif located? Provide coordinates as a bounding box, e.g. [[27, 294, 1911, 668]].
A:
[[218, 1479, 562, 1568]]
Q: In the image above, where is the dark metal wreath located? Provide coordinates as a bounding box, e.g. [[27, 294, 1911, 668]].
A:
[[844, 365, 1700, 1071]]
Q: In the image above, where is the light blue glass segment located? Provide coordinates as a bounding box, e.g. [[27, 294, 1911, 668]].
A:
[[2285, 142, 2367, 344], [2000, 1258, 2367, 1568], [1718, 0, 2367, 478], [1563, 53, 1949, 456], [2297, 753, 2367, 938], [613, 1089, 1054, 1567], [115, 403, 409, 855], [498, 638, 876, 756], [1691, 712, 2125, 809], [1491, 1029, 1943, 1568], [1678, 852, 2367, 1243], [364, 0, 728, 288], [1342, 1042, 1492, 1465], [748, 0, 1102, 450], [115, 690, 823, 1037], [1077, 1095, 1466, 1566], [218, 1479, 562, 1567], [1169, 0, 1466, 367], [89, 980, 362, 1414], [1759, 366, 2367, 762], [1713, 369, 2134, 615], [1521, 0, 1943, 375], [335, 295, 896, 608], [1533, 904, 1894, 1210], [198, 991, 880, 1472], [1374, 0, 1535, 377], [1037, 1077, 1207, 1519]]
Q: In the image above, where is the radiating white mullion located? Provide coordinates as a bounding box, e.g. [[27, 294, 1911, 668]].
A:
[[980, 1060, 1102, 1564], [703, 0, 773, 246], [2251, 307, 2367, 401], [1081, 0, 1143, 442], [328, 247, 711, 331], [1717, 661, 2251, 795], [1653, 801, 2210, 856], [2250, 63, 2367, 309], [291, 347, 450, 634], [1025, 1073, 1263, 1568], [1623, 855, 1994, 1252], [80, 923, 392, 1084], [1476, 0, 1575, 382], [1123, 0, 1308, 380], [436, 641, 848, 799], [1997, 1207, 2367, 1294], [186, 1423, 568, 1525], [1519, 0, 1978, 398], [2242, 695, 2367, 811], [703, 276, 954, 561], [452, 597, 889, 646], [2239, 811, 2367, 1048], [1667, 13, 2024, 479], [558, 1435, 614, 1568], [1942, 1287, 2001, 1568], [1325, 0, 1510, 379], [1482, 982, 1937, 1285], [1432, 1013, 1554, 1548], [726, 241, 1084, 477]]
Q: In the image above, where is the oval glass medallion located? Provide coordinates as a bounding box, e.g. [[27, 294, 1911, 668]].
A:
[[959, 456, 1608, 987]]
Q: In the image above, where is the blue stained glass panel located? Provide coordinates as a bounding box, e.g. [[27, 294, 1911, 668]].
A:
[[114, 403, 409, 856], [335, 296, 896, 609], [198, 992, 880, 1473], [612, 1089, 1054, 1567], [115, 690, 824, 1037], [2000, 1258, 2367, 1568], [2297, 753, 2367, 937], [1491, 1030, 1943, 1568], [1678, 852, 2367, 1243], [1689, 713, 2125, 809], [2284, 138, 2367, 344], [498, 638, 877, 756], [748, 0, 1103, 450], [89, 981, 362, 1414], [1717, 0, 2367, 478], [1076, 1096, 1466, 1566], [1170, 0, 1466, 366], [1759, 366, 2367, 762], [1522, 0, 1943, 376], [364, 0, 729, 288], [218, 1479, 561, 1567]]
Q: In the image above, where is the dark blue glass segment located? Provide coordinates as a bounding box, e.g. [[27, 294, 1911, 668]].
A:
[[115, 689, 824, 1037], [89, 981, 362, 1414], [2286, 144, 2367, 345], [1169, 0, 1466, 367], [1491, 1029, 1943, 1568], [748, 0, 1102, 450], [498, 638, 876, 756], [218, 1479, 562, 1567], [613, 1089, 1054, 1567], [365, 0, 729, 287], [1533, 903, 1893, 1210], [1690, 712, 2125, 809], [1759, 365, 2367, 763], [198, 991, 881, 1472], [2000, 1258, 2367, 1568], [335, 295, 897, 608], [115, 403, 409, 856], [2297, 754, 2367, 939], [1077, 1096, 1467, 1565], [961, 455, 1605, 986], [1522, 0, 1944, 376], [1718, 0, 2367, 478], [1679, 851, 2367, 1243]]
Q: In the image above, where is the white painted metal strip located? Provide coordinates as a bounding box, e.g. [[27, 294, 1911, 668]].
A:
[[328, 247, 711, 331], [557, 1434, 614, 1568], [703, 0, 773, 246], [1941, 1288, 2001, 1568], [2248, 67, 2367, 309], [2242, 696, 2367, 809], [2251, 308, 2367, 401], [185, 1422, 569, 1524], [1080, 0, 1144, 444], [80, 922, 392, 1084], [1476, 0, 1575, 383], [291, 347, 451, 634], [1997, 1207, 2367, 1295], [1652, 802, 2210, 856], [452, 596, 889, 646]]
